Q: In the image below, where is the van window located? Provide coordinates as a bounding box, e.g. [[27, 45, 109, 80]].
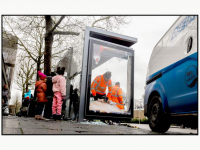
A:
[[187, 37, 193, 53]]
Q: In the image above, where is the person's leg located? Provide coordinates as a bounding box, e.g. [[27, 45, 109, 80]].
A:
[[75, 111, 79, 121], [52, 94, 57, 115], [35, 103, 42, 119], [37, 103, 47, 120], [37, 103, 44, 115], [34, 103, 38, 119], [96, 93, 101, 99], [56, 92, 63, 120], [72, 114, 75, 121], [36, 103, 40, 115], [73, 111, 76, 121], [52, 94, 58, 120], [49, 98, 53, 118], [72, 109, 76, 121], [56, 92, 62, 115], [4, 100, 8, 107]]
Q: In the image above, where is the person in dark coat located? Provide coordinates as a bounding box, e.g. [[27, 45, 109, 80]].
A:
[[71, 88, 79, 121], [2, 85, 9, 107], [44, 72, 56, 119], [68, 84, 73, 117], [22, 89, 31, 107], [27, 93, 35, 117]]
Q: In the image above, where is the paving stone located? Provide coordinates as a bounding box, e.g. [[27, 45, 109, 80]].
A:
[[2, 116, 191, 135], [3, 128, 22, 134]]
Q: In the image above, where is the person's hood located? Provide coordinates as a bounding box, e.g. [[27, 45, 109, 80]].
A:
[[52, 75, 62, 83], [35, 80, 45, 88], [24, 89, 32, 98], [103, 71, 111, 81]]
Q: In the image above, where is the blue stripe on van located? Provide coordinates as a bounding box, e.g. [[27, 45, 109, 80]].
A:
[[146, 52, 197, 82]]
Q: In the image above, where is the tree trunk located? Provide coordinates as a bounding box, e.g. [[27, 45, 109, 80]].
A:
[[36, 60, 41, 81], [34, 59, 41, 99], [44, 15, 53, 76], [25, 78, 29, 93], [22, 87, 25, 98]]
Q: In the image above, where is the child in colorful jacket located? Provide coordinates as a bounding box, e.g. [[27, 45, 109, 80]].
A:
[[24, 89, 32, 99], [35, 71, 47, 120], [52, 67, 66, 120]]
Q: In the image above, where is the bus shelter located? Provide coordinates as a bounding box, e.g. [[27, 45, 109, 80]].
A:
[[79, 27, 137, 122]]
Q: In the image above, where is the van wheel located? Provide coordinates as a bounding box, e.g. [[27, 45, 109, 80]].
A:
[[149, 96, 170, 133]]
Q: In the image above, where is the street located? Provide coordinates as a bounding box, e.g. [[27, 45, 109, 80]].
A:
[[124, 123, 198, 134], [2, 116, 197, 135]]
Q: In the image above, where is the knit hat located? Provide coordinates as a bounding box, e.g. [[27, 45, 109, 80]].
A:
[[38, 71, 46, 80]]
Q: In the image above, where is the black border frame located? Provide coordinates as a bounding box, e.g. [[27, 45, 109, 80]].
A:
[[1, 15, 198, 136]]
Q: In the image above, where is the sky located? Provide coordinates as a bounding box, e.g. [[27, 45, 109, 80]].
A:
[[122, 16, 179, 100]]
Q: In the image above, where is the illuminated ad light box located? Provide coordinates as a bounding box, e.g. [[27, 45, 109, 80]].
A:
[[79, 27, 137, 121]]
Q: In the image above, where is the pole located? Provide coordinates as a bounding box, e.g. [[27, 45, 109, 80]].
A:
[[139, 107, 140, 124]]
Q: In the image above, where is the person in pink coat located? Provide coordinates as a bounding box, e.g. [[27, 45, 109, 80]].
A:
[[52, 67, 66, 120]]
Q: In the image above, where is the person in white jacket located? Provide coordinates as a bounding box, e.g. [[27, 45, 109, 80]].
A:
[[52, 67, 66, 120]]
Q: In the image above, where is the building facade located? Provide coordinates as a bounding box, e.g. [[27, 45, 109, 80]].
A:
[[2, 31, 18, 101]]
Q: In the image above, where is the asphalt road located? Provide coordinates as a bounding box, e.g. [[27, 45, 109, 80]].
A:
[[125, 123, 198, 134], [2, 116, 197, 135]]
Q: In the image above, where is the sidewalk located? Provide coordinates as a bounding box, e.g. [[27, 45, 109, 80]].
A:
[[2, 116, 197, 135]]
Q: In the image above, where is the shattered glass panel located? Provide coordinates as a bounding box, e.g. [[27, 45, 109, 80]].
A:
[[89, 41, 133, 115]]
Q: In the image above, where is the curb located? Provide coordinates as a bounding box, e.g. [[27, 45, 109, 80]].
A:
[[123, 123, 139, 129]]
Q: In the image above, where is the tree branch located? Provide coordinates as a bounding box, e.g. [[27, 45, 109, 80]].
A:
[[49, 16, 65, 33], [91, 16, 111, 27], [53, 31, 80, 36], [92, 26, 107, 30]]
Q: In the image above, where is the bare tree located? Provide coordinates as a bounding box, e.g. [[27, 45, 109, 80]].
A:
[[12, 94, 22, 114], [3, 16, 46, 81], [3, 16, 131, 93], [44, 15, 80, 75], [14, 53, 36, 97], [44, 16, 130, 75]]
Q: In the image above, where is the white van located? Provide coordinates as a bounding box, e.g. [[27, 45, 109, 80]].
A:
[[144, 16, 197, 132]]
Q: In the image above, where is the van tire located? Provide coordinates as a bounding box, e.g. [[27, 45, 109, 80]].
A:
[[148, 96, 170, 133]]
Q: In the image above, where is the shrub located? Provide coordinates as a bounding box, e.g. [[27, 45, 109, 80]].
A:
[[131, 118, 148, 124], [131, 118, 139, 123], [141, 118, 148, 124]]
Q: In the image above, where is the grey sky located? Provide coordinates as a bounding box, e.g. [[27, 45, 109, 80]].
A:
[[122, 16, 179, 100]]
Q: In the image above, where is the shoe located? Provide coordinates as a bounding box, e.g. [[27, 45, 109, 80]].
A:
[[56, 115, 62, 120], [37, 115, 46, 120], [53, 114, 57, 121]]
